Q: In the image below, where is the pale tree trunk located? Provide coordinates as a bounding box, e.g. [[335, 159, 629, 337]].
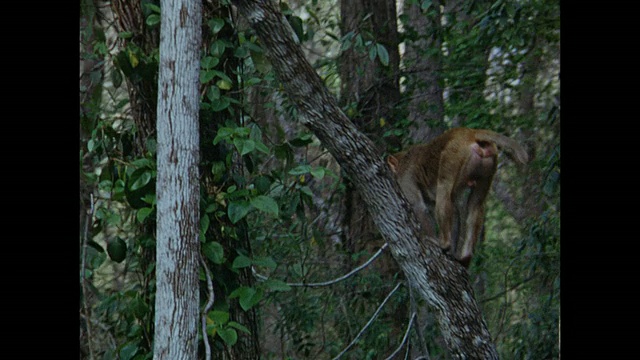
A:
[[231, 0, 498, 358], [154, 0, 202, 359]]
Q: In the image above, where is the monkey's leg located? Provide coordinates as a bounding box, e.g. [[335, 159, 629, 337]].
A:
[[457, 180, 491, 267]]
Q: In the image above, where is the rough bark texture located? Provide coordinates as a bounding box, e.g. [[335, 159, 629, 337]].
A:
[[154, 0, 202, 359], [403, 0, 446, 143], [111, 0, 160, 155], [231, 0, 498, 358]]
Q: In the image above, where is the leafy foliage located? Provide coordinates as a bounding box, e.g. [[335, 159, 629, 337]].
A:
[[80, 0, 559, 358]]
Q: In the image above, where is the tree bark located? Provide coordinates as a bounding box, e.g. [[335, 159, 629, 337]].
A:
[[230, 0, 498, 358], [154, 0, 202, 359], [403, 0, 446, 143]]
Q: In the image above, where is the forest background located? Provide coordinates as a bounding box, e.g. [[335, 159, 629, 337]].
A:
[[79, 0, 560, 358]]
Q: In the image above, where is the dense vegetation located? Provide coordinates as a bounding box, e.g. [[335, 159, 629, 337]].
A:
[[80, 0, 559, 358]]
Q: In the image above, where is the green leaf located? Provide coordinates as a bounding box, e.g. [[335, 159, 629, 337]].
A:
[[136, 207, 153, 223], [130, 171, 151, 191], [210, 97, 231, 112], [254, 176, 272, 194], [252, 256, 277, 269], [200, 214, 210, 240], [231, 286, 263, 311], [217, 79, 233, 90], [234, 138, 255, 156], [207, 86, 220, 102], [146, 14, 160, 27], [119, 343, 139, 360], [376, 43, 389, 66], [209, 310, 230, 325], [255, 141, 270, 155], [201, 56, 220, 69], [208, 18, 225, 34], [250, 195, 279, 217], [228, 321, 251, 334], [217, 328, 238, 346], [288, 165, 311, 175], [421, 0, 432, 10], [310, 167, 325, 180], [107, 237, 127, 263], [213, 127, 233, 145], [228, 201, 251, 223], [202, 242, 225, 264], [210, 40, 226, 57], [264, 279, 292, 292], [369, 45, 377, 61], [200, 70, 216, 84], [232, 255, 252, 269]]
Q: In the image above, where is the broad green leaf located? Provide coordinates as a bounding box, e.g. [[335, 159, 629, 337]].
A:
[[264, 279, 292, 292], [228, 321, 251, 334], [310, 167, 325, 180], [144, 3, 161, 13], [207, 86, 220, 102], [288, 165, 311, 175], [234, 138, 255, 156], [376, 43, 389, 66], [255, 141, 270, 154], [369, 45, 377, 61], [200, 70, 216, 84], [201, 56, 220, 69], [146, 14, 160, 27], [210, 40, 226, 57], [213, 127, 233, 145], [130, 171, 151, 191], [252, 256, 277, 269], [208, 18, 225, 34], [251, 195, 279, 217], [254, 176, 272, 194], [202, 241, 224, 264], [107, 237, 127, 263], [232, 255, 252, 269], [217, 328, 237, 346], [209, 310, 230, 325], [217, 79, 233, 90], [136, 207, 153, 223], [228, 201, 251, 223], [200, 214, 210, 240], [119, 343, 138, 360], [421, 0, 432, 10], [231, 287, 263, 311], [211, 97, 230, 112]]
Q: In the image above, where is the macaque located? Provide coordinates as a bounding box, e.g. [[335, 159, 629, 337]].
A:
[[387, 128, 528, 268]]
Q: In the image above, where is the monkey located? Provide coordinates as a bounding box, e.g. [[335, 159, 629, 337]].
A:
[[387, 128, 528, 268]]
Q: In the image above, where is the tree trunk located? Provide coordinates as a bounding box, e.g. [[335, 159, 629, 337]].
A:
[[230, 1, 498, 358], [154, 0, 202, 359], [403, 0, 446, 143]]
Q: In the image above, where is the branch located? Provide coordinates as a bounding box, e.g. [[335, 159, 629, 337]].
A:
[[333, 282, 402, 360], [80, 194, 95, 360], [384, 312, 416, 360], [200, 255, 215, 360], [231, 1, 498, 357], [252, 243, 388, 287]]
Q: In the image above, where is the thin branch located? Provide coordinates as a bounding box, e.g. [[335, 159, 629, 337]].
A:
[[384, 312, 416, 360], [252, 243, 389, 287], [81, 194, 96, 360], [332, 282, 402, 360], [200, 255, 215, 360]]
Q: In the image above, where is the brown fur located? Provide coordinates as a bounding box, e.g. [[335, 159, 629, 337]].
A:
[[387, 128, 528, 267]]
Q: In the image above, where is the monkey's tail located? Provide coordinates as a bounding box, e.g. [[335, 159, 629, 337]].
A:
[[475, 130, 529, 164]]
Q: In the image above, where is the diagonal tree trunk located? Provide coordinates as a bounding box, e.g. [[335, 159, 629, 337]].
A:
[[230, 0, 498, 358]]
